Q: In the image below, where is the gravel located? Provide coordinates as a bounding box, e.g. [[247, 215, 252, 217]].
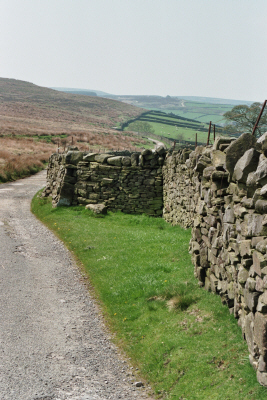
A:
[[0, 171, 155, 400]]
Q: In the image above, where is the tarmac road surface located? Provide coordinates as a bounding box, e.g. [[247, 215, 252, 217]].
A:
[[0, 171, 154, 400]]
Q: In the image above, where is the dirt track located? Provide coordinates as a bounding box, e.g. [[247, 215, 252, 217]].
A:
[[0, 171, 153, 400]]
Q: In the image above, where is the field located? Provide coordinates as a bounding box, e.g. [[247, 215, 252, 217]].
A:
[[124, 110, 222, 145], [95, 94, 236, 125], [32, 195, 267, 400], [168, 101, 233, 124], [0, 78, 149, 181]]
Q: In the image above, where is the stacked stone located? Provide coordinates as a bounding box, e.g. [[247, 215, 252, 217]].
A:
[[43, 149, 83, 207], [43, 147, 166, 216], [187, 133, 267, 386], [162, 147, 202, 228]]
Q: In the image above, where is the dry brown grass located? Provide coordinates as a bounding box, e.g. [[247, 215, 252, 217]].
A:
[[0, 78, 148, 182], [0, 132, 146, 183], [0, 78, 144, 138], [0, 137, 55, 182]]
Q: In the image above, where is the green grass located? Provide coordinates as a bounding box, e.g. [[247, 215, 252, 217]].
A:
[[146, 103, 232, 125], [15, 133, 69, 143], [124, 110, 225, 144], [31, 193, 267, 399], [143, 121, 213, 144]]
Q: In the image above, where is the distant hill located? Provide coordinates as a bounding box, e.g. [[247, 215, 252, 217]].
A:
[[51, 88, 97, 96], [0, 78, 144, 136], [52, 87, 111, 97], [52, 88, 254, 125], [0, 78, 149, 153], [174, 96, 253, 106]]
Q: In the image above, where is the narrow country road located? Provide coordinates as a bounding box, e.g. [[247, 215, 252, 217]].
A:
[[0, 171, 153, 400]]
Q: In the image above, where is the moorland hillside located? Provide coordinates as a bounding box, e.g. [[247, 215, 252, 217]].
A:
[[0, 78, 144, 137], [0, 78, 147, 182]]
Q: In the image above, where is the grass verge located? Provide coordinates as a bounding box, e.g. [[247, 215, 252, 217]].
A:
[[0, 163, 46, 183], [31, 193, 267, 400]]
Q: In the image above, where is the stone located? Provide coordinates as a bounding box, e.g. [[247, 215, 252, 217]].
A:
[[243, 289, 259, 311], [195, 155, 211, 173], [253, 251, 267, 276], [225, 133, 257, 178], [243, 213, 267, 237], [211, 150, 226, 168], [131, 153, 139, 167], [246, 171, 258, 188], [85, 203, 107, 215], [203, 166, 216, 179], [199, 246, 209, 268], [233, 204, 247, 218], [210, 274, 218, 292], [101, 178, 114, 186], [134, 382, 144, 388], [211, 171, 229, 181], [260, 183, 267, 197], [83, 153, 98, 162], [155, 144, 166, 155], [256, 276, 264, 292], [107, 156, 123, 166], [256, 240, 267, 254], [251, 236, 266, 248], [141, 149, 152, 156], [95, 154, 113, 163], [254, 312, 267, 354], [239, 240, 252, 257], [205, 276, 211, 291], [257, 132, 267, 156], [257, 131, 267, 145], [258, 355, 267, 373], [143, 178, 155, 186], [245, 277, 256, 292], [227, 182, 238, 196], [238, 266, 249, 285], [182, 149, 191, 162], [257, 371, 267, 386], [259, 291, 267, 305], [122, 156, 131, 166], [253, 154, 267, 186], [244, 312, 255, 356], [223, 206, 235, 223], [213, 136, 234, 151], [255, 200, 267, 214], [232, 148, 260, 183], [242, 199, 254, 211], [191, 240, 200, 254], [89, 162, 99, 170], [65, 151, 84, 165], [227, 281, 235, 299]]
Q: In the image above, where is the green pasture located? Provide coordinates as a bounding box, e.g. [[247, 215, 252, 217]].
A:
[[145, 121, 210, 144]]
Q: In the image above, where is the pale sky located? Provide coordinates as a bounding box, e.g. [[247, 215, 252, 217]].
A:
[[1, 0, 267, 101]]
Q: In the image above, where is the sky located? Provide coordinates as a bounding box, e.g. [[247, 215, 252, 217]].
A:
[[1, 0, 267, 101]]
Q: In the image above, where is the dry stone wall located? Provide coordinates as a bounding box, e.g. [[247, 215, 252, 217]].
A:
[[43, 147, 166, 216], [44, 133, 267, 386], [162, 132, 267, 386]]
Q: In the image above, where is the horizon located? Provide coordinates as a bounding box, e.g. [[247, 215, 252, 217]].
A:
[[0, 76, 256, 104], [51, 85, 255, 103]]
